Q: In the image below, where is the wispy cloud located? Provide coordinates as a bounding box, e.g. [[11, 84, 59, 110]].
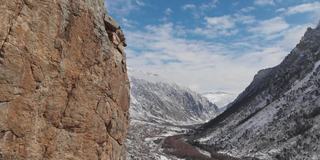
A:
[[105, 0, 145, 16], [164, 8, 173, 16], [249, 17, 289, 35], [199, 0, 219, 10], [182, 4, 196, 10], [205, 16, 235, 29], [283, 2, 320, 15], [181, 0, 219, 18], [278, 24, 310, 50], [161, 8, 174, 22], [194, 14, 255, 38], [234, 14, 256, 24], [254, 0, 275, 6], [126, 23, 289, 93], [240, 7, 255, 13], [135, 0, 145, 6], [120, 18, 136, 28], [106, 0, 319, 94]]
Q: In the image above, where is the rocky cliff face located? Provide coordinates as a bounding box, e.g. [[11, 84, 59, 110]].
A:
[[189, 24, 320, 159], [0, 1, 129, 160]]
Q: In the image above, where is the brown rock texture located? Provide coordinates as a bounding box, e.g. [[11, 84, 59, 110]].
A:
[[0, 0, 129, 159]]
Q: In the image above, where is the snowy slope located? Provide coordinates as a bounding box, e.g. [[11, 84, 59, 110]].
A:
[[130, 77, 218, 125], [126, 71, 219, 160], [190, 24, 320, 159]]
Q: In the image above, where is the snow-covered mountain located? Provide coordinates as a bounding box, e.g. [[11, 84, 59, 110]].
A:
[[202, 91, 236, 109], [129, 77, 218, 125], [187, 24, 320, 159], [126, 71, 219, 159]]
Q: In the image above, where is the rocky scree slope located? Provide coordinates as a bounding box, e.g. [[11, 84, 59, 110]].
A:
[[126, 74, 219, 160], [189, 24, 320, 159], [0, 1, 129, 160]]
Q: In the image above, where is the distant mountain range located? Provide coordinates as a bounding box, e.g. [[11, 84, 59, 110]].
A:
[[202, 91, 236, 109]]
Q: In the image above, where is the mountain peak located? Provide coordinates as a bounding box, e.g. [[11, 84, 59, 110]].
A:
[[202, 91, 236, 108]]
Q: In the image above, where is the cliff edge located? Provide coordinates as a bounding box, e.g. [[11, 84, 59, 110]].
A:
[[0, 0, 129, 159]]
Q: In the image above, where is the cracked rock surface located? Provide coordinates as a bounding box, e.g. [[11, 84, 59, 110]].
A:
[[0, 0, 129, 159]]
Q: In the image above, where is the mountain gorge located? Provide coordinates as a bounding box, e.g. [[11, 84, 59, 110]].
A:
[[126, 23, 320, 160], [1, 0, 319, 160], [126, 72, 219, 159], [184, 24, 320, 160]]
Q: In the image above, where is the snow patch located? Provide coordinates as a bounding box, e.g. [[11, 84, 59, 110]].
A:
[[289, 60, 320, 92], [196, 147, 211, 157]]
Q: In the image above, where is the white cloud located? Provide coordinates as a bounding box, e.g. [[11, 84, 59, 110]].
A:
[[276, 8, 286, 13], [126, 23, 288, 94], [194, 15, 237, 38], [254, 0, 275, 6], [181, 0, 218, 18], [182, 4, 196, 10], [285, 2, 320, 15], [164, 8, 173, 16], [249, 17, 289, 35], [135, 0, 145, 6], [194, 27, 238, 38], [205, 16, 235, 29], [240, 7, 255, 13], [108, 0, 315, 96], [105, 0, 145, 15], [120, 18, 136, 28], [194, 14, 255, 38], [279, 24, 309, 50], [234, 14, 256, 24], [199, 0, 219, 10]]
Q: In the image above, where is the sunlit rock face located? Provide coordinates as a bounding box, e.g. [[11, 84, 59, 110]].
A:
[[0, 1, 129, 159], [190, 24, 320, 159]]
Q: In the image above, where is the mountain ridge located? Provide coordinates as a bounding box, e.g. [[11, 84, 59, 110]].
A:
[[185, 23, 320, 159]]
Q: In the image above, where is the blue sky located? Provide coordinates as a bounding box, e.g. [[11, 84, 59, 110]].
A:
[[105, 0, 320, 94]]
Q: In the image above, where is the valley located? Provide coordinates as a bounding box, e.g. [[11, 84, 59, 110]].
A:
[[126, 72, 220, 159], [1, 0, 319, 160], [126, 23, 320, 160]]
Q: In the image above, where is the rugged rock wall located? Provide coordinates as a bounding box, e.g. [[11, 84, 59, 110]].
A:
[[0, 0, 129, 159]]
